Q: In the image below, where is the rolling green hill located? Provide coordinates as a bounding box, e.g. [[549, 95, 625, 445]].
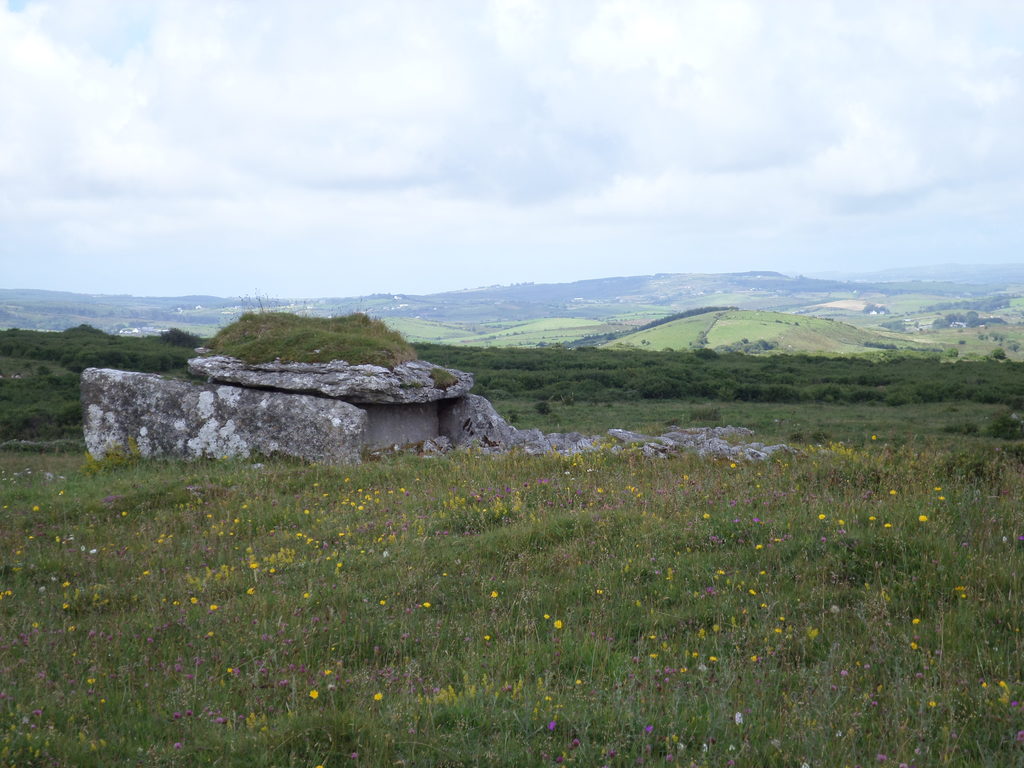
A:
[[0, 289, 238, 333], [378, 317, 481, 344], [605, 309, 937, 355], [383, 317, 636, 346]]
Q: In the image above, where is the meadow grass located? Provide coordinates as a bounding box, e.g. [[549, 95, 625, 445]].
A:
[[1, 442, 1022, 767]]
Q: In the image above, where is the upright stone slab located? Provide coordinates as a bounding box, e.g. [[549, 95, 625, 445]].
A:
[[81, 368, 367, 464], [361, 403, 440, 449], [438, 394, 517, 449]]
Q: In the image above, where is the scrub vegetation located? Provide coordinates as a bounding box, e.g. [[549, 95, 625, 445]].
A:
[[0, 327, 196, 442], [418, 344, 1024, 410]]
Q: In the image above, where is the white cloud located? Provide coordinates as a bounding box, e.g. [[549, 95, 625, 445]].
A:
[[1, 0, 1022, 297]]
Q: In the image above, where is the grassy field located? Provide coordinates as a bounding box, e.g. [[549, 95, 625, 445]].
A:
[[606, 311, 931, 356], [380, 319, 480, 345], [902, 327, 1024, 359], [379, 296, 1024, 357], [384, 310, 1024, 359], [602, 314, 719, 351], [876, 294, 959, 314], [1, 435, 1023, 767], [385, 318, 636, 347], [706, 313, 909, 354], [491, 398, 1020, 448], [465, 318, 613, 347], [3, 326, 1024, 764]]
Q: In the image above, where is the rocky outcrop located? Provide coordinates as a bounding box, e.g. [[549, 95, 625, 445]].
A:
[[648, 427, 788, 461], [188, 356, 472, 404], [82, 368, 366, 464], [511, 429, 602, 455], [432, 399, 789, 460], [83, 356, 791, 465]]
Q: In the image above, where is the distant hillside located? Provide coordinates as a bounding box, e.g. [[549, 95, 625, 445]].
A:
[[0, 289, 239, 333], [811, 263, 1024, 285], [366, 270, 1006, 323], [605, 309, 935, 355], [3, 266, 1024, 359], [386, 316, 619, 347]]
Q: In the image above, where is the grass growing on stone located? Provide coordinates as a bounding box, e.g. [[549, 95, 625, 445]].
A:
[[428, 367, 459, 389], [209, 313, 418, 367], [1, 443, 1023, 766]]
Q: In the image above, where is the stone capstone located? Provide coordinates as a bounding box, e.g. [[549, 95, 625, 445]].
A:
[[188, 356, 473, 404], [81, 368, 366, 464]]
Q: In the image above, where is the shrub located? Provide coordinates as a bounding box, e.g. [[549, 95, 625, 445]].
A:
[[160, 328, 204, 348], [986, 411, 1023, 440], [209, 312, 417, 367]]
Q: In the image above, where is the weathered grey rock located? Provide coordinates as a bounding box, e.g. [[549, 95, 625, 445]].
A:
[[751, 443, 793, 458], [607, 428, 660, 445], [502, 428, 540, 453], [421, 436, 453, 455], [539, 431, 603, 455], [660, 428, 749, 456], [438, 394, 517, 448], [188, 356, 473, 404], [82, 368, 367, 464], [472, 427, 598, 456], [642, 442, 673, 458], [736, 445, 768, 461], [662, 426, 755, 441]]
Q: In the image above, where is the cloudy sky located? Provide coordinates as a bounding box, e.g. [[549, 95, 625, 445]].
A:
[[2, 0, 1022, 298]]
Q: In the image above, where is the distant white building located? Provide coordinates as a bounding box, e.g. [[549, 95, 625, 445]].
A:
[[118, 327, 168, 337]]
